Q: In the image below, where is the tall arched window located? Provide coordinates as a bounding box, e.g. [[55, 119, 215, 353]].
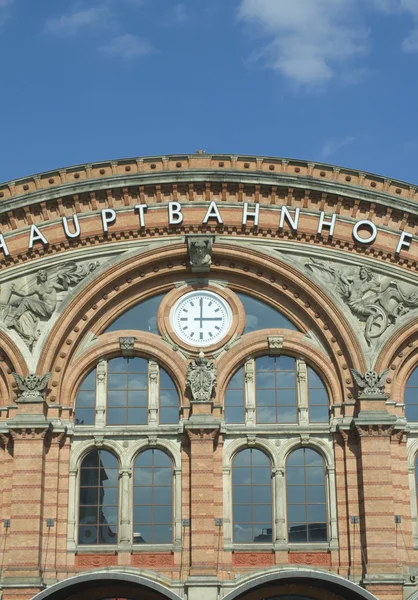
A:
[[256, 356, 297, 423], [405, 367, 418, 421], [232, 448, 272, 543], [225, 367, 245, 424], [78, 450, 119, 545], [133, 449, 173, 544], [75, 368, 96, 425], [159, 368, 179, 424], [286, 448, 327, 543]]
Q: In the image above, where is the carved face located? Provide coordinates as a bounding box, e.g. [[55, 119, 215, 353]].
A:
[[37, 270, 48, 283], [359, 267, 372, 281], [191, 240, 208, 261]]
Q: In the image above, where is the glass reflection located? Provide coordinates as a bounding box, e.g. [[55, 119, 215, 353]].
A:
[[405, 368, 418, 421], [256, 356, 297, 424], [308, 367, 329, 423], [159, 368, 179, 424], [133, 449, 173, 544], [233, 448, 272, 543], [286, 448, 327, 543], [104, 293, 165, 334], [75, 368, 96, 426], [107, 357, 148, 425], [78, 450, 119, 545], [237, 293, 298, 334], [225, 367, 245, 424]]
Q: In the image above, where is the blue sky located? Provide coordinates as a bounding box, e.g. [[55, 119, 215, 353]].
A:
[[0, 0, 418, 184]]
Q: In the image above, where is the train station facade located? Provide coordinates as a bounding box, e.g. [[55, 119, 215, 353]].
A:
[[0, 154, 417, 600]]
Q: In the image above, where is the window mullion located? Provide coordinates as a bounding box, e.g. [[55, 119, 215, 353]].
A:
[[245, 359, 256, 425], [95, 358, 107, 427], [148, 361, 159, 424], [297, 359, 309, 425]]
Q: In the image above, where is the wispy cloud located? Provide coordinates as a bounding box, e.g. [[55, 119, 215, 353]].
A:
[[99, 33, 154, 59], [238, 0, 368, 86], [320, 136, 357, 160], [372, 0, 418, 52], [173, 4, 188, 24], [45, 7, 110, 36], [0, 0, 14, 6]]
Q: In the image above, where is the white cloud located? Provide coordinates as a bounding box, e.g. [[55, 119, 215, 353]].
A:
[[99, 34, 154, 59], [45, 7, 110, 35], [238, 0, 368, 86], [371, 0, 418, 52], [320, 136, 357, 160]]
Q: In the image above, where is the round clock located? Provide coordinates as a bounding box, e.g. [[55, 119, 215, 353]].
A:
[[170, 290, 233, 347]]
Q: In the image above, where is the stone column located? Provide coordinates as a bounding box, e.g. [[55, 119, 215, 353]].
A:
[[273, 467, 287, 548], [119, 467, 132, 546], [173, 467, 182, 548]]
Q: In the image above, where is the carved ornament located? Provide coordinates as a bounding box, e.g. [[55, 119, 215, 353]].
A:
[[13, 372, 51, 402], [350, 369, 390, 397], [186, 351, 216, 402], [187, 235, 213, 271], [305, 258, 418, 344]]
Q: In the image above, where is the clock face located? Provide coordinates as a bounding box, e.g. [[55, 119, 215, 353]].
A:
[[170, 290, 233, 347]]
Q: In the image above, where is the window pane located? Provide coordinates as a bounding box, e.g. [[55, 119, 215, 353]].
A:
[[75, 408, 95, 426], [128, 357, 148, 372], [160, 407, 179, 424], [128, 391, 147, 407], [257, 406, 276, 423], [225, 407, 244, 424], [277, 407, 297, 423], [127, 408, 147, 425], [238, 293, 298, 334], [160, 390, 178, 407], [310, 406, 329, 422], [107, 407, 126, 425], [133, 449, 173, 544], [256, 356, 275, 371], [108, 373, 127, 390], [257, 390, 277, 406], [232, 449, 272, 543], [257, 372, 275, 388], [128, 374, 147, 389], [108, 357, 128, 372], [160, 369, 176, 389], [76, 391, 95, 407], [108, 391, 127, 407], [286, 448, 327, 544], [105, 294, 164, 334]]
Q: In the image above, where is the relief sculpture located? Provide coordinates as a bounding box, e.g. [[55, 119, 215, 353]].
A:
[[305, 258, 418, 343], [0, 261, 99, 349]]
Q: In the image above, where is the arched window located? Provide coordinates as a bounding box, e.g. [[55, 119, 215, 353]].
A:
[[133, 449, 173, 544], [75, 368, 96, 425], [74, 357, 180, 427], [232, 448, 272, 543], [308, 367, 329, 423], [405, 367, 418, 421], [104, 293, 165, 334], [256, 356, 297, 424], [225, 367, 245, 423], [78, 450, 119, 545], [107, 357, 148, 425], [237, 293, 299, 334], [286, 448, 327, 543]]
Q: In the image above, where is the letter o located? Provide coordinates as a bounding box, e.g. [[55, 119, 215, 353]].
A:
[[352, 220, 377, 244]]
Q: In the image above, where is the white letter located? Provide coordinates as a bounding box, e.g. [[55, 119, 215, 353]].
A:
[[134, 204, 148, 227], [242, 203, 260, 226], [396, 232, 413, 255], [0, 234, 10, 257], [168, 202, 183, 225], [28, 225, 48, 249], [352, 220, 377, 244], [62, 215, 80, 239], [203, 201, 223, 224], [279, 206, 300, 231], [317, 211, 336, 237], [101, 208, 116, 233]]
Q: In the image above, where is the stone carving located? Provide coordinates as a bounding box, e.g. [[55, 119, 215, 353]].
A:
[[1, 261, 99, 349], [186, 351, 217, 402], [232, 553, 275, 567], [288, 552, 331, 566], [305, 258, 418, 343], [131, 553, 174, 568], [268, 335, 284, 354], [12, 372, 51, 402], [119, 336, 135, 357], [350, 369, 390, 397], [187, 236, 213, 271], [76, 554, 117, 568]]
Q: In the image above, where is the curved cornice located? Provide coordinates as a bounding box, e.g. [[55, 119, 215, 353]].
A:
[[1, 153, 417, 215]]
